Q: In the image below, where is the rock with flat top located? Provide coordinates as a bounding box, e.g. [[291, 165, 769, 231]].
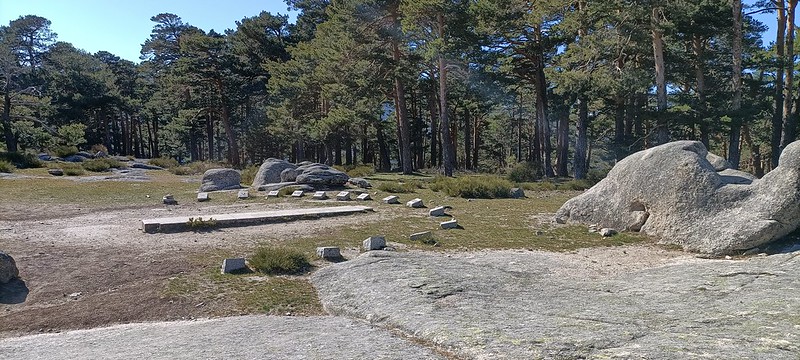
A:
[[237, 189, 249, 199], [336, 191, 351, 201], [312, 191, 328, 200], [429, 206, 447, 217], [197, 192, 209, 202], [363, 236, 386, 251], [295, 163, 349, 186], [316, 247, 341, 260], [357, 193, 371, 201], [440, 219, 459, 229], [221, 258, 246, 274], [406, 198, 424, 208], [383, 195, 400, 204], [555, 140, 800, 255]]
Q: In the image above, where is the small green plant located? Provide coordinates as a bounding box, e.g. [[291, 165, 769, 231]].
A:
[[149, 157, 180, 169], [507, 161, 541, 183], [0, 160, 15, 173], [278, 187, 296, 196], [249, 246, 311, 275], [376, 181, 419, 193], [52, 145, 79, 158], [430, 175, 514, 199], [81, 159, 111, 172], [61, 163, 85, 176], [0, 152, 43, 169], [186, 217, 218, 230], [240, 164, 259, 185]]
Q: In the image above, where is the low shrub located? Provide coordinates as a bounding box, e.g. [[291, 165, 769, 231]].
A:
[[61, 163, 85, 176], [149, 157, 180, 169], [0, 152, 42, 169], [186, 217, 217, 230], [240, 165, 259, 186], [170, 161, 224, 175], [430, 175, 514, 199], [376, 181, 418, 193], [249, 246, 310, 275], [81, 158, 124, 172], [90, 144, 108, 154], [519, 179, 593, 192], [52, 145, 79, 158], [507, 161, 541, 183], [0, 160, 15, 173], [333, 164, 375, 178]]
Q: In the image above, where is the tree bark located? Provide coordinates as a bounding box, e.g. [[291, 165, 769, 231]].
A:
[[2, 92, 18, 153], [781, 0, 798, 152], [464, 108, 472, 170], [390, 5, 413, 174], [772, 0, 786, 168], [428, 89, 438, 168], [375, 119, 391, 171], [651, 7, 669, 144], [438, 13, 456, 176], [556, 106, 569, 177], [574, 97, 589, 180], [533, 24, 554, 178], [728, 0, 743, 169]]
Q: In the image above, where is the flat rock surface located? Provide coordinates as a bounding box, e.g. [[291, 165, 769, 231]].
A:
[[312, 248, 800, 359], [0, 315, 444, 359]]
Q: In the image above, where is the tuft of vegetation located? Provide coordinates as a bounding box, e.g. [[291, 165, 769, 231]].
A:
[[507, 161, 541, 183], [334, 164, 375, 178], [186, 217, 218, 230], [249, 246, 311, 275], [376, 181, 419, 193], [430, 175, 514, 199], [51, 145, 79, 158], [240, 164, 259, 185], [90, 144, 108, 154], [148, 157, 180, 169], [81, 159, 111, 172], [0, 152, 43, 169], [61, 163, 85, 176], [519, 179, 593, 192], [171, 161, 225, 175], [0, 160, 15, 173]]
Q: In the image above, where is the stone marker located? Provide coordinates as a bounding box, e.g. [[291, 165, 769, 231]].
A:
[[409, 231, 433, 241], [363, 236, 386, 251], [337, 191, 351, 201], [510, 187, 525, 199], [440, 219, 459, 229], [291, 190, 304, 197], [237, 189, 249, 199], [221, 258, 247, 274], [316, 246, 341, 259], [383, 195, 400, 204], [267, 190, 280, 197], [599, 228, 618, 237], [429, 206, 446, 217], [47, 168, 64, 176], [406, 198, 424, 208], [357, 193, 372, 201], [163, 194, 177, 205], [312, 191, 328, 200], [197, 192, 209, 202]]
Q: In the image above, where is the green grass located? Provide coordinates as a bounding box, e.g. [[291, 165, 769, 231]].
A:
[[0, 152, 42, 169], [0, 160, 14, 173], [430, 175, 514, 199], [240, 164, 259, 186], [249, 246, 311, 275], [171, 161, 227, 175], [81, 158, 124, 172], [148, 157, 180, 169], [62, 163, 86, 176], [376, 181, 421, 193]]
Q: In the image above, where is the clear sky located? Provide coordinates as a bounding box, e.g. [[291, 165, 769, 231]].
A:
[[0, 0, 297, 63]]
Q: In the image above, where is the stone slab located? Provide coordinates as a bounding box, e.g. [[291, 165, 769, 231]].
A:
[[266, 190, 280, 197], [406, 198, 424, 208], [142, 206, 374, 233], [221, 258, 246, 274], [357, 193, 371, 201], [291, 190, 304, 197], [336, 191, 351, 201], [312, 191, 328, 200], [429, 206, 446, 217], [237, 190, 249, 199], [382, 195, 400, 204], [197, 192, 209, 202], [440, 219, 458, 229], [363, 236, 386, 250], [316, 247, 341, 259], [409, 231, 433, 241]]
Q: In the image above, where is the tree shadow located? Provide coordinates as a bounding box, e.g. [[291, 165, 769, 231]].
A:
[[0, 278, 29, 304]]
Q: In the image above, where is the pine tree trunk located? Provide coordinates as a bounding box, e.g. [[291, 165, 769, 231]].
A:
[[428, 89, 438, 168], [464, 109, 472, 170], [772, 0, 786, 168], [652, 7, 669, 144], [438, 14, 456, 176], [2, 92, 17, 153], [556, 108, 569, 177], [533, 25, 554, 177], [375, 119, 391, 171], [574, 97, 589, 180], [781, 0, 798, 152], [390, 5, 413, 175], [728, 0, 743, 168]]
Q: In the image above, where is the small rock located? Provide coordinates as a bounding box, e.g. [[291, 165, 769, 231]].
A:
[[312, 191, 328, 200], [221, 258, 247, 274], [291, 190, 305, 197], [197, 192, 209, 202], [68, 292, 82, 299], [510, 187, 525, 199], [237, 189, 249, 199], [383, 195, 400, 204], [163, 194, 178, 205], [316, 247, 342, 260], [47, 168, 64, 176], [336, 191, 352, 201], [363, 236, 386, 251], [440, 219, 459, 230], [599, 228, 617, 237], [0, 251, 19, 283], [410, 231, 433, 241], [348, 177, 372, 188], [429, 206, 447, 217], [406, 198, 424, 208], [357, 193, 372, 201], [267, 190, 280, 197]]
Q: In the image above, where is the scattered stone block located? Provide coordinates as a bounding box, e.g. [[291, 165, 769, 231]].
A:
[[429, 206, 447, 217], [316, 246, 341, 260], [440, 219, 459, 229], [197, 192, 209, 202], [357, 193, 372, 201], [336, 191, 352, 201], [221, 258, 247, 274], [163, 194, 177, 205], [267, 190, 280, 198], [406, 198, 424, 208], [363, 236, 386, 250], [409, 231, 433, 241], [348, 177, 372, 188], [312, 191, 328, 200], [510, 187, 525, 199], [599, 228, 618, 237], [237, 189, 249, 199], [383, 195, 400, 204], [47, 168, 64, 176], [291, 190, 305, 197]]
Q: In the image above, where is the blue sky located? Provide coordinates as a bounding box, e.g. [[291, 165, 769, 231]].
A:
[[0, 0, 297, 62]]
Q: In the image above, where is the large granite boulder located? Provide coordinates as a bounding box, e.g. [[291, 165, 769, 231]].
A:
[[199, 168, 241, 192], [295, 163, 349, 186], [251, 158, 297, 188], [555, 140, 800, 255], [0, 251, 19, 283]]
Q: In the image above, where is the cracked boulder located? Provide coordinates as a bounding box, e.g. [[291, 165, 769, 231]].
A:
[[555, 140, 800, 255], [199, 168, 241, 192], [251, 158, 297, 188]]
